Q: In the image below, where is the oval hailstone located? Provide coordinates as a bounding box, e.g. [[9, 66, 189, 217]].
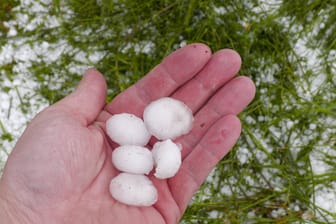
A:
[[112, 145, 154, 175], [152, 139, 182, 179], [106, 113, 151, 146], [110, 173, 158, 206], [143, 97, 193, 140]]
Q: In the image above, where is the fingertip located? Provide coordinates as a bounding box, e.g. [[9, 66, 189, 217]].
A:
[[77, 68, 107, 100], [244, 76, 256, 98], [161, 43, 212, 83], [55, 68, 107, 125], [234, 76, 256, 104], [205, 76, 255, 116], [224, 114, 242, 138], [81, 68, 107, 91], [213, 49, 242, 75], [208, 114, 242, 151], [188, 42, 212, 54]]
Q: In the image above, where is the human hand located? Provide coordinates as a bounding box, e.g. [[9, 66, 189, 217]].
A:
[[0, 43, 255, 224]]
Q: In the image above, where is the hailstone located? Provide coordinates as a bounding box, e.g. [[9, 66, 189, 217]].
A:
[[143, 97, 193, 140], [109, 173, 158, 206], [112, 145, 154, 175], [152, 139, 182, 179], [106, 113, 151, 146]]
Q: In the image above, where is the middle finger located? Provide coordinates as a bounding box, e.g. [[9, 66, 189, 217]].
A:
[[172, 49, 242, 113]]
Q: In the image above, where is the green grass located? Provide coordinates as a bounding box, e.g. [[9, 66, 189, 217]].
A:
[[1, 0, 336, 223]]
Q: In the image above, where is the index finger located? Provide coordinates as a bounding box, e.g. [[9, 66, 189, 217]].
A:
[[105, 43, 211, 117]]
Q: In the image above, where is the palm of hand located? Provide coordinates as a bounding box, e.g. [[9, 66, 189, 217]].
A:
[[0, 44, 255, 224]]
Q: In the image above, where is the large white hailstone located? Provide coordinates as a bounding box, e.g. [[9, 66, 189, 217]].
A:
[[143, 97, 193, 140], [109, 173, 158, 206], [112, 145, 154, 175], [106, 113, 151, 146], [152, 139, 182, 179]]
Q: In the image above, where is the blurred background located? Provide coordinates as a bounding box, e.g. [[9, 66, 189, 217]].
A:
[[0, 0, 335, 223]]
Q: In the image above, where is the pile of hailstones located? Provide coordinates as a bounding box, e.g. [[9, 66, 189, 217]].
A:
[[106, 97, 194, 206]]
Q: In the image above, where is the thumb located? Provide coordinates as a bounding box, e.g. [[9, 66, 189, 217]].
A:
[[55, 68, 107, 125]]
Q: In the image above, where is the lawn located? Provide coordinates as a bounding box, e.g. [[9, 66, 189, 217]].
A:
[[0, 0, 336, 223]]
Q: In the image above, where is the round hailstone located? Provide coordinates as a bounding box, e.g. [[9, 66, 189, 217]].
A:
[[143, 97, 193, 140], [112, 145, 154, 175], [152, 139, 182, 179], [106, 113, 151, 146], [109, 173, 158, 206]]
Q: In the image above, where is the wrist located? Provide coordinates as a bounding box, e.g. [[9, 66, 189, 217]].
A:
[[0, 183, 40, 224], [0, 194, 21, 224]]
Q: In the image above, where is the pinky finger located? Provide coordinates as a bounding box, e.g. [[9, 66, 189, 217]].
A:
[[169, 115, 242, 213]]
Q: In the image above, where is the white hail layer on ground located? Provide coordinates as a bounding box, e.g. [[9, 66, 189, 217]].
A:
[[210, 0, 336, 222], [0, 0, 104, 167]]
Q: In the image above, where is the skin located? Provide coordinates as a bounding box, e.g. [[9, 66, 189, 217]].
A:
[[0, 43, 255, 224]]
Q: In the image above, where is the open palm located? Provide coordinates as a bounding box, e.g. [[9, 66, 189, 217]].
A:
[[0, 43, 255, 224]]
